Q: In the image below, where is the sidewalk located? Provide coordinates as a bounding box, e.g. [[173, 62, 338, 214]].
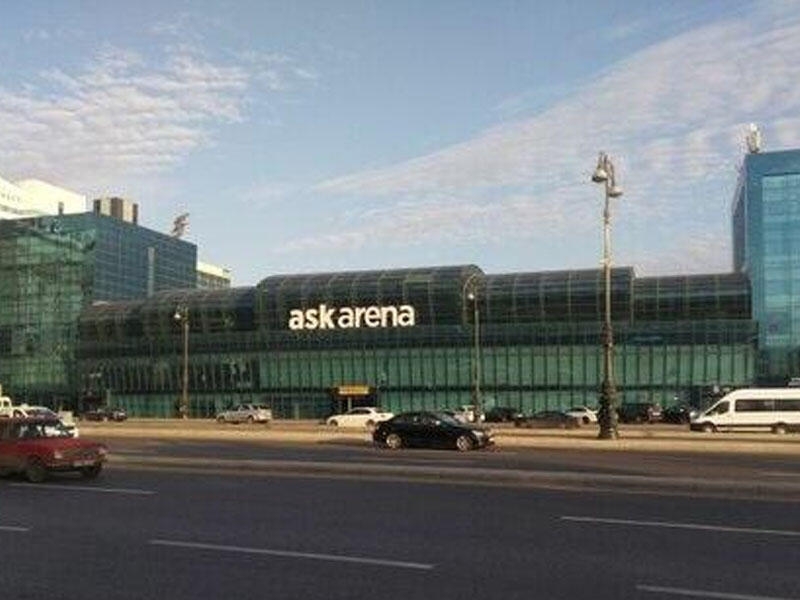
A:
[[79, 419, 800, 456]]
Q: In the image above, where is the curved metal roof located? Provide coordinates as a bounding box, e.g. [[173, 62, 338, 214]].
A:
[[256, 265, 484, 328]]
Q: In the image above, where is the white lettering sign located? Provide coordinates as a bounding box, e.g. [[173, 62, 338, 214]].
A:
[[288, 304, 416, 330]]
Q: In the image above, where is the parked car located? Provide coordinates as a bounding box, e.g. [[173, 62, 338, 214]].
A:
[[0, 417, 107, 482], [514, 411, 580, 429], [16, 406, 79, 437], [565, 405, 598, 425], [82, 407, 128, 422], [618, 402, 662, 424], [373, 411, 493, 451], [483, 406, 524, 423], [326, 407, 393, 429], [216, 404, 272, 424], [458, 405, 485, 423], [661, 404, 699, 424]]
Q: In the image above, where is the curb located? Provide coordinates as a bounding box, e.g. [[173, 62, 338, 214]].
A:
[[80, 423, 800, 456]]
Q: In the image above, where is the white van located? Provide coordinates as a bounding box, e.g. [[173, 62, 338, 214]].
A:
[[690, 388, 800, 434]]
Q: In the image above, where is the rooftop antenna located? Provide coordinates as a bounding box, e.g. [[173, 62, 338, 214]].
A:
[[171, 212, 190, 238], [746, 123, 762, 154]]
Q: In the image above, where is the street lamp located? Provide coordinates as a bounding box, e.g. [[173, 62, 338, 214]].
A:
[[591, 152, 623, 440], [173, 304, 190, 419], [462, 273, 482, 422]]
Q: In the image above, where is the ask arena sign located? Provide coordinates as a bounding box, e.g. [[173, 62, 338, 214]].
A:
[[288, 304, 416, 330]]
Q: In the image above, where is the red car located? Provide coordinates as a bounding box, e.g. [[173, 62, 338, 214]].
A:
[[0, 417, 108, 483]]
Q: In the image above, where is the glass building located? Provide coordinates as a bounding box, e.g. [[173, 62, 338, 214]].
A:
[[16, 146, 800, 418], [733, 148, 800, 382], [0, 214, 196, 405], [76, 265, 756, 418]]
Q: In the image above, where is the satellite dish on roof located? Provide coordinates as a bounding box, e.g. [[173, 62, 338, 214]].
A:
[[171, 213, 190, 238], [746, 123, 762, 154]]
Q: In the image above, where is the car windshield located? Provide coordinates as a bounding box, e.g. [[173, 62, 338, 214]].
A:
[[17, 421, 72, 439], [433, 412, 461, 426], [26, 408, 57, 418]]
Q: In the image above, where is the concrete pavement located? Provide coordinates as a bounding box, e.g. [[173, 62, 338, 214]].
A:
[[78, 418, 800, 455]]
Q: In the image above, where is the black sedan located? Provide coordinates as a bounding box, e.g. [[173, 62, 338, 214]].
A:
[[513, 411, 580, 429], [81, 407, 128, 422], [483, 406, 524, 423], [661, 404, 699, 424], [373, 411, 493, 451]]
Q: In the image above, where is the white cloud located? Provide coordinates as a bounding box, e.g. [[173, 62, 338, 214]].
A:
[[632, 231, 731, 275], [305, 4, 800, 274], [0, 40, 313, 194]]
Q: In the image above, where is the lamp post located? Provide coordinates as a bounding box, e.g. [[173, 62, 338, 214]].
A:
[[173, 304, 190, 419], [462, 273, 482, 423], [591, 152, 623, 440]]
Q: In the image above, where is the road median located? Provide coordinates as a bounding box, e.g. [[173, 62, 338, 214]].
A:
[[75, 419, 800, 455]]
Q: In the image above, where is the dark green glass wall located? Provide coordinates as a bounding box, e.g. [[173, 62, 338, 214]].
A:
[[0, 220, 93, 404], [76, 266, 756, 418]]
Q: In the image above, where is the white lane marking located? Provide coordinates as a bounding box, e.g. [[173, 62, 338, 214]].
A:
[[149, 539, 434, 571], [763, 471, 800, 478], [11, 483, 155, 496], [636, 584, 797, 600], [561, 516, 800, 537], [0, 525, 29, 532]]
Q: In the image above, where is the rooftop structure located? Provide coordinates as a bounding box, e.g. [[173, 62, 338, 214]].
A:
[[0, 174, 86, 220]]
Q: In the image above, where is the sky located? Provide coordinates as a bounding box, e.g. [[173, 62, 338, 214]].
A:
[[2, 0, 800, 285]]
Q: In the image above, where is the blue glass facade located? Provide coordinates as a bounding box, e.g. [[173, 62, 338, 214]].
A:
[[0, 214, 196, 405], [53, 213, 197, 301], [733, 149, 800, 382]]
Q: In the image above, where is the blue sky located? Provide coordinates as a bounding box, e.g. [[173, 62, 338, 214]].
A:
[[2, 0, 799, 285]]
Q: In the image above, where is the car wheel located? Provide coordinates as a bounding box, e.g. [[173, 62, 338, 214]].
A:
[[25, 458, 48, 483], [455, 435, 474, 452], [582, 416, 590, 425], [773, 423, 788, 435], [247, 415, 255, 424], [80, 464, 103, 479], [329, 420, 338, 427], [385, 433, 402, 450], [702, 422, 715, 433]]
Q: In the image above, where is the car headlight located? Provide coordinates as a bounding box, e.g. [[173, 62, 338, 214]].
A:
[[98, 447, 108, 456], [53, 450, 64, 460]]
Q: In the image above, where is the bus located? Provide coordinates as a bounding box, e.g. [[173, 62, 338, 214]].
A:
[[690, 388, 800, 434]]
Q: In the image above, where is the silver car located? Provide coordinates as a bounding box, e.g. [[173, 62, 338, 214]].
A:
[[215, 404, 273, 424]]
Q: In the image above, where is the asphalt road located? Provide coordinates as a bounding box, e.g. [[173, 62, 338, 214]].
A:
[[102, 435, 800, 487], [1, 463, 799, 600]]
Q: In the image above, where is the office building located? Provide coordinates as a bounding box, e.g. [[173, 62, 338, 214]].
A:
[[0, 213, 196, 405], [0, 174, 86, 220], [733, 148, 800, 382], [197, 261, 232, 289]]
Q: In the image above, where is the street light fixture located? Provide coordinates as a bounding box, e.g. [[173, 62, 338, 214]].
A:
[[592, 152, 623, 440], [462, 273, 482, 423], [173, 304, 190, 419]]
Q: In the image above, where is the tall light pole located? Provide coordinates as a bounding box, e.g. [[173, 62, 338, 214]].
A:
[[462, 273, 482, 422], [173, 304, 190, 419], [592, 152, 623, 439]]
